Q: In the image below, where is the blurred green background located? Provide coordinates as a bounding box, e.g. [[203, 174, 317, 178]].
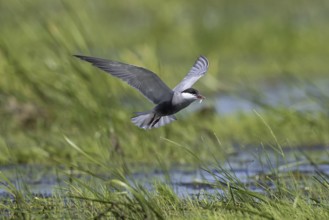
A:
[[0, 0, 328, 165]]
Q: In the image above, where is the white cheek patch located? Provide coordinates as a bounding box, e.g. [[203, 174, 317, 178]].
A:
[[199, 99, 203, 103], [181, 92, 197, 100]]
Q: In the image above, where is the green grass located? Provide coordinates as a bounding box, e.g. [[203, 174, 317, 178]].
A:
[[1, 0, 329, 219], [1, 0, 329, 165], [1, 143, 329, 219]]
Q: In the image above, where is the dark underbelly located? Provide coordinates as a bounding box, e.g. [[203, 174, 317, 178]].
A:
[[154, 101, 191, 116]]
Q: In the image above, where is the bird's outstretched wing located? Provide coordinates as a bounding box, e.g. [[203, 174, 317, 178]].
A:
[[74, 55, 173, 104], [173, 55, 209, 92]]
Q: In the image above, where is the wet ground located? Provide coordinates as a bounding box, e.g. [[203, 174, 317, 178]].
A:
[[1, 80, 328, 198], [1, 145, 328, 199], [215, 79, 329, 115], [130, 145, 329, 197]]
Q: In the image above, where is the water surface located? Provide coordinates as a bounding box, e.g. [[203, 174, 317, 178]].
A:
[[1, 145, 328, 199]]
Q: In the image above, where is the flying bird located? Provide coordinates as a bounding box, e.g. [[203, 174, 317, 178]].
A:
[[74, 55, 209, 129]]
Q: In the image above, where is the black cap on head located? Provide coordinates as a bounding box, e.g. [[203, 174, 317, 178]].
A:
[[182, 88, 199, 95]]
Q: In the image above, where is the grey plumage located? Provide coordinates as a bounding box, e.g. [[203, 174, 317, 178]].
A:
[[173, 55, 209, 92], [74, 55, 173, 104], [74, 55, 209, 129], [131, 113, 177, 129]]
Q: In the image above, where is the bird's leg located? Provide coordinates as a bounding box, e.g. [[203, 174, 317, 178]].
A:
[[148, 113, 157, 126], [151, 116, 161, 127]]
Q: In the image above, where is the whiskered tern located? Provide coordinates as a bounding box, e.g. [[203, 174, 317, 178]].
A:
[[74, 55, 209, 129]]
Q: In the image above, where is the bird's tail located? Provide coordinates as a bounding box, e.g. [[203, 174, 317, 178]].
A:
[[131, 112, 176, 129]]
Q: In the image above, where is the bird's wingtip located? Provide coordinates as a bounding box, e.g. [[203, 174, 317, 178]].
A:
[[198, 55, 209, 66], [73, 54, 83, 59], [73, 55, 90, 62], [199, 54, 208, 60]]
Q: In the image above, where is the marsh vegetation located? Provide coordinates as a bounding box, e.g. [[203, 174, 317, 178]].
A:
[[1, 0, 329, 219]]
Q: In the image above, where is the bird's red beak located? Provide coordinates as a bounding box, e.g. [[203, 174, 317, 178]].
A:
[[197, 94, 205, 100], [197, 94, 205, 103]]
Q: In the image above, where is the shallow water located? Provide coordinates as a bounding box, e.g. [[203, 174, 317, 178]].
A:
[[1, 80, 328, 199], [215, 79, 329, 115], [1, 146, 328, 199], [130, 145, 329, 197]]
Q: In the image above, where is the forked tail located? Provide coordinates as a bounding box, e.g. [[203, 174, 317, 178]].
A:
[[131, 112, 176, 129]]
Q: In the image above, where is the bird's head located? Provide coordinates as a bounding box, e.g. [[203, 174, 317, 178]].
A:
[[181, 88, 205, 103]]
